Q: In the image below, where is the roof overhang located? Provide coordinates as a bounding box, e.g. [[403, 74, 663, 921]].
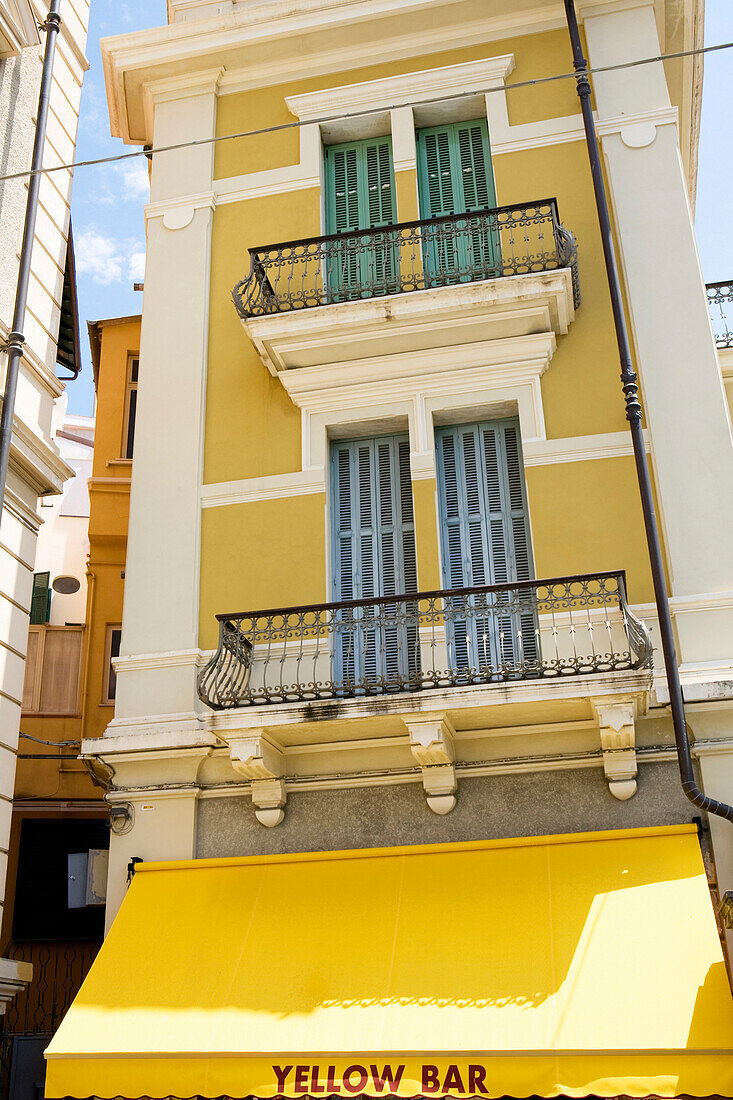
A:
[[0, 0, 39, 58], [101, 0, 676, 146]]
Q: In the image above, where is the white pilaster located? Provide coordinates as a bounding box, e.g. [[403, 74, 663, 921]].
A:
[[114, 75, 219, 728], [103, 746, 212, 929], [584, 4, 733, 665]]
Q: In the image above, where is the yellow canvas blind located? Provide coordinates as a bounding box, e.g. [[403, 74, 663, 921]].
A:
[[45, 825, 733, 1099]]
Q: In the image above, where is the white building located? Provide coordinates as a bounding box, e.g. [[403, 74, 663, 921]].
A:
[[0, 0, 89, 1005]]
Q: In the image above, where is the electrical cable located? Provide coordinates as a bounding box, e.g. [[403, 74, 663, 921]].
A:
[[0, 38, 730, 186], [19, 731, 80, 747]]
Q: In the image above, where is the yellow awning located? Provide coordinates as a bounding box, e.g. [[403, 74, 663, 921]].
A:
[[45, 825, 733, 1099]]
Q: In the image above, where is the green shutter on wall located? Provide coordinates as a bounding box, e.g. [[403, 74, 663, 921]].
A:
[[416, 119, 499, 285], [325, 138, 397, 299], [325, 138, 396, 233], [331, 435, 418, 689], [30, 571, 51, 626], [417, 119, 495, 217], [435, 420, 537, 673]]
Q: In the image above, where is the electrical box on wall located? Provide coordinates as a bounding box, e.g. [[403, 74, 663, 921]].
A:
[[67, 849, 109, 908]]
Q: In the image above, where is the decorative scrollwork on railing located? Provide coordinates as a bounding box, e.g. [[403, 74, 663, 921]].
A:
[[197, 571, 652, 711], [706, 280, 733, 349], [232, 198, 581, 320]]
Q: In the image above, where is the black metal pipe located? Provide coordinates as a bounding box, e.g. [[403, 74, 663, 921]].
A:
[[563, 0, 733, 822], [0, 1, 62, 518]]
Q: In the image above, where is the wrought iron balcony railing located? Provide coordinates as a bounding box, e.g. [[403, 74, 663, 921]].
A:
[[707, 280, 733, 349], [198, 571, 652, 710], [232, 198, 580, 319]]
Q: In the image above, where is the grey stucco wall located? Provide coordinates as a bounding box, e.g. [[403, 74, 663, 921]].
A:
[[196, 761, 697, 859], [0, 49, 41, 328]]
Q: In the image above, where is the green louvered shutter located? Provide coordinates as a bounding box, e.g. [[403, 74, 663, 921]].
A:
[[331, 435, 417, 692], [417, 119, 499, 285], [30, 572, 51, 626], [325, 138, 397, 300], [435, 420, 537, 677]]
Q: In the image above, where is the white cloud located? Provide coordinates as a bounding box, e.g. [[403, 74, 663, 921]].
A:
[[75, 230, 146, 287], [75, 230, 124, 285], [128, 250, 146, 281], [121, 159, 150, 198]]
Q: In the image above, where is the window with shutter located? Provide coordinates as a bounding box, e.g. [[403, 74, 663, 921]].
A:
[[435, 419, 538, 677], [324, 138, 397, 301], [416, 119, 500, 286], [331, 435, 418, 692], [29, 572, 50, 625]]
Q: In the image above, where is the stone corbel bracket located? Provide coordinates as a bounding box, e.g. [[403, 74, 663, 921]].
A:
[[227, 732, 286, 827], [405, 715, 456, 815], [590, 697, 641, 801]]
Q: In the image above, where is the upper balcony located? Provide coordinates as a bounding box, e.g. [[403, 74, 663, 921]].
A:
[[233, 199, 580, 374], [707, 281, 733, 350]]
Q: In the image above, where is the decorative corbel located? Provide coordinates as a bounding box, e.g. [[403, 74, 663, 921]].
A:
[[591, 699, 637, 801], [228, 732, 286, 827], [404, 715, 457, 815]]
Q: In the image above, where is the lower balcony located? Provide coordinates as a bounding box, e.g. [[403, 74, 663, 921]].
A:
[[198, 572, 653, 819], [199, 571, 651, 710]]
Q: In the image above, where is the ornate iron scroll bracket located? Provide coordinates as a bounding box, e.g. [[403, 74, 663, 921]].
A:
[[227, 731, 286, 827], [405, 714, 457, 815]]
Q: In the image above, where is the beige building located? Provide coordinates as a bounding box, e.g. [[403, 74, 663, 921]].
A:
[[0, 0, 89, 1009]]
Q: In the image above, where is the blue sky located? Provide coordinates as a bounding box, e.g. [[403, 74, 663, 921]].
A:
[[66, 0, 733, 415]]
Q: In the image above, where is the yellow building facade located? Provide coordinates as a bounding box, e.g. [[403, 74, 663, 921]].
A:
[[45, 1, 733, 1098]]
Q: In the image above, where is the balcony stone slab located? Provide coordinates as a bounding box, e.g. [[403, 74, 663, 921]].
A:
[[243, 269, 576, 376], [201, 670, 654, 825]]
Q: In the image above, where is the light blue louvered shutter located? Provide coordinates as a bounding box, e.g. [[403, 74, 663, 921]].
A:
[[436, 419, 536, 677], [417, 119, 499, 285], [331, 435, 417, 692]]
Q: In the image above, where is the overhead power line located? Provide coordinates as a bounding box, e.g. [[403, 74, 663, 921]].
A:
[[0, 37, 730, 186]]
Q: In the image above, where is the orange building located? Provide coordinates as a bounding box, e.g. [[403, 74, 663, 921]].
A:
[[0, 316, 139, 1099]]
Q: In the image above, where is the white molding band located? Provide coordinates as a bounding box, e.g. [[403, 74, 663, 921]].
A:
[[199, 431, 652, 509], [523, 429, 651, 466], [145, 191, 217, 230], [201, 467, 326, 508]]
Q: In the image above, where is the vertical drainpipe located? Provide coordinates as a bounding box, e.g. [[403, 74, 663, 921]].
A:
[[563, 0, 733, 822], [0, 0, 62, 517]]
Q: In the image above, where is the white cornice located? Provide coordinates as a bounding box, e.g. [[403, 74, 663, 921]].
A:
[[2, 485, 42, 533], [198, 429, 653, 510], [3, 410, 74, 496], [201, 466, 326, 509], [523, 429, 651, 466], [0, 0, 38, 57], [100, 0, 638, 144], [144, 190, 216, 230], [284, 55, 515, 122], [112, 648, 207, 674]]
